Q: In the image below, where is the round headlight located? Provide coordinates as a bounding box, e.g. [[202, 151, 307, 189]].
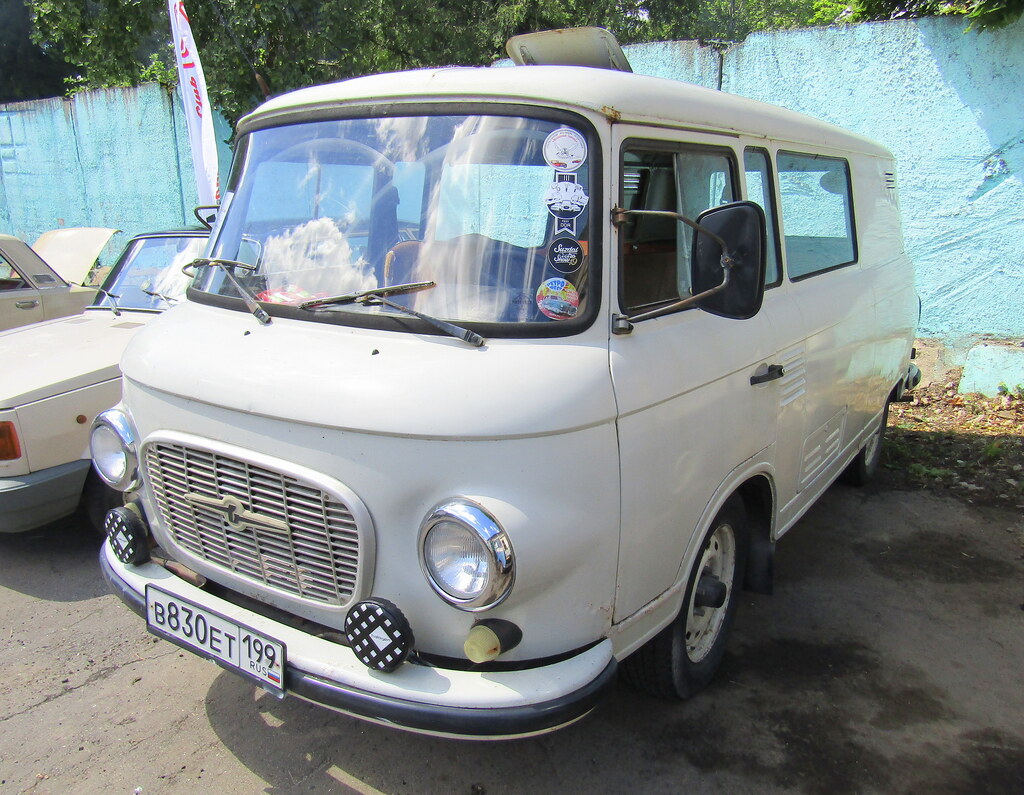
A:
[[419, 500, 514, 611], [90, 409, 139, 491]]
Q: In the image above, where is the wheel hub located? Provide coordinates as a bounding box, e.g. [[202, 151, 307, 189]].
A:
[[685, 522, 737, 663]]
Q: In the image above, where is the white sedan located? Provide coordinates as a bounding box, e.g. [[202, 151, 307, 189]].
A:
[[0, 229, 208, 533]]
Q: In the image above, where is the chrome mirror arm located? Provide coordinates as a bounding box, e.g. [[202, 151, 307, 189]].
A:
[[624, 258, 733, 325], [611, 206, 735, 331], [612, 206, 729, 251]]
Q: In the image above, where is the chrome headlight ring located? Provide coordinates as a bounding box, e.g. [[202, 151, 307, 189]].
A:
[[90, 408, 140, 492], [418, 499, 515, 611]]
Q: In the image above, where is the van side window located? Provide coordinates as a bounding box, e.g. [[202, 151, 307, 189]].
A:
[[777, 152, 856, 279], [743, 148, 781, 286], [621, 146, 734, 311]]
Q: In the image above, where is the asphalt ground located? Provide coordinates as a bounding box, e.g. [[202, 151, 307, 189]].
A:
[[1, 482, 1022, 794]]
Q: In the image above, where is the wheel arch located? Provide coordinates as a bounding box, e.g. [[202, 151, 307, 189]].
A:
[[611, 462, 777, 659]]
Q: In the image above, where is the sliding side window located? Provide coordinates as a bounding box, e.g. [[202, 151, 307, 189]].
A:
[[620, 145, 735, 312], [777, 153, 856, 280]]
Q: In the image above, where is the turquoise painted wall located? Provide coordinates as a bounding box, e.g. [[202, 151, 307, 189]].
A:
[[1, 18, 1021, 339], [0, 83, 231, 259], [627, 17, 1024, 340]]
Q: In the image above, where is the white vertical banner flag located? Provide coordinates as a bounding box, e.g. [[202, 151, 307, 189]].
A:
[[168, 0, 220, 205]]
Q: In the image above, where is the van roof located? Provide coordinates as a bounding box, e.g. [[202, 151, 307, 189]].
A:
[[243, 65, 891, 159]]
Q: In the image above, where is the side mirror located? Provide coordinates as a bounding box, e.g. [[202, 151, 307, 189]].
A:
[[194, 205, 219, 230], [691, 201, 767, 320]]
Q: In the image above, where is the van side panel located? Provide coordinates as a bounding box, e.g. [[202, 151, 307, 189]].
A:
[[857, 158, 918, 403]]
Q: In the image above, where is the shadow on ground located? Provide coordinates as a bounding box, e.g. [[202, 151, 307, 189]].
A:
[[200, 487, 1024, 795], [0, 509, 106, 602]]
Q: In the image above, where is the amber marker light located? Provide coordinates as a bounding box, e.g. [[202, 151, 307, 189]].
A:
[[464, 619, 523, 664], [0, 421, 22, 460]]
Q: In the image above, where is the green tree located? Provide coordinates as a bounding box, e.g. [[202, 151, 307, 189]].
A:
[[814, 0, 1023, 29], [29, 0, 652, 121], [0, 0, 73, 102], [36, 0, 1017, 125]]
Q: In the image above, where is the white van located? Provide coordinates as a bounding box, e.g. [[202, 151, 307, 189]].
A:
[[95, 31, 919, 739]]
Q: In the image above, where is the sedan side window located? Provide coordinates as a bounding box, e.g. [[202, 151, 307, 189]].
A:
[[0, 256, 28, 290]]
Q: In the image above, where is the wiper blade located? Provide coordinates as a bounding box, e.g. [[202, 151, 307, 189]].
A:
[[185, 258, 270, 326], [80, 283, 122, 316], [300, 280, 481, 346], [363, 293, 485, 348], [298, 281, 435, 309], [141, 288, 179, 304]]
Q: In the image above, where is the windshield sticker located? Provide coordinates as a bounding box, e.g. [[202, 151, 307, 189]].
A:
[[536, 277, 579, 320], [547, 237, 584, 274], [545, 174, 589, 236], [543, 128, 587, 172]]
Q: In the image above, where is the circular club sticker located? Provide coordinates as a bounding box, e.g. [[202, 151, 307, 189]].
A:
[[536, 277, 580, 320], [547, 238, 584, 274], [543, 128, 587, 172]]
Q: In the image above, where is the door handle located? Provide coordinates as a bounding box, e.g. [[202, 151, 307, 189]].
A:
[[15, 300, 39, 309], [750, 364, 785, 385]]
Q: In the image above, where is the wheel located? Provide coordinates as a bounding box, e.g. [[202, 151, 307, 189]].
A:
[[842, 400, 890, 486], [81, 469, 123, 535], [621, 496, 749, 700]]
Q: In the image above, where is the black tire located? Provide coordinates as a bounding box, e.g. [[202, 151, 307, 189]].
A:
[[842, 400, 890, 486], [81, 470, 123, 535], [621, 496, 749, 700]]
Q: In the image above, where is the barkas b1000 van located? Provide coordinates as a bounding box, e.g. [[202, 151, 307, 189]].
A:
[[95, 30, 919, 739]]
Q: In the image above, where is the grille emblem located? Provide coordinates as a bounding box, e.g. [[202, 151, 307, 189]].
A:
[[185, 493, 290, 534]]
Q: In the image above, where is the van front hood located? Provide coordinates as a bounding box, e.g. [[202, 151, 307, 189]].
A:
[[0, 309, 157, 408], [121, 302, 617, 439]]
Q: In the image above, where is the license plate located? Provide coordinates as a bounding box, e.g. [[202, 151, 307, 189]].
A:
[[146, 585, 286, 695]]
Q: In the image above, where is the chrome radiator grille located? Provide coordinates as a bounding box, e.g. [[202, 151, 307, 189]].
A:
[[146, 442, 361, 607]]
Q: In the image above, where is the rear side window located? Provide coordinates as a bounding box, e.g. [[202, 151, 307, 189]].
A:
[[0, 256, 29, 289], [777, 153, 856, 279]]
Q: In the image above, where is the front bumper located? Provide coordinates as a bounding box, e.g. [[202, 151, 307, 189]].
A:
[[101, 543, 617, 739], [0, 459, 90, 533]]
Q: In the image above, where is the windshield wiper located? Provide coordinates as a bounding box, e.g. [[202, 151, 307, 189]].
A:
[[141, 288, 179, 304], [363, 293, 485, 347], [81, 284, 122, 316], [301, 280, 483, 347], [298, 281, 436, 309], [184, 258, 270, 325]]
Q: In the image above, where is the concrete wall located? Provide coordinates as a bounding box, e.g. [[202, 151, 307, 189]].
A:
[[626, 17, 1024, 341], [0, 83, 231, 259], [1, 18, 1021, 340]]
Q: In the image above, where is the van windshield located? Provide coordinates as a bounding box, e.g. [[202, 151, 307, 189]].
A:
[[196, 113, 595, 332]]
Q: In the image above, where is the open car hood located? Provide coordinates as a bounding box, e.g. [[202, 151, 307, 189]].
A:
[[32, 227, 119, 285]]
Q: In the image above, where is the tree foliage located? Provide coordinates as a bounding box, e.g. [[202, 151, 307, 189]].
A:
[[0, 0, 73, 103], [814, 0, 1024, 29], [26, 0, 1022, 123]]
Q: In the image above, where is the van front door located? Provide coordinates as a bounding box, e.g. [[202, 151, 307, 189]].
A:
[[608, 131, 781, 622]]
